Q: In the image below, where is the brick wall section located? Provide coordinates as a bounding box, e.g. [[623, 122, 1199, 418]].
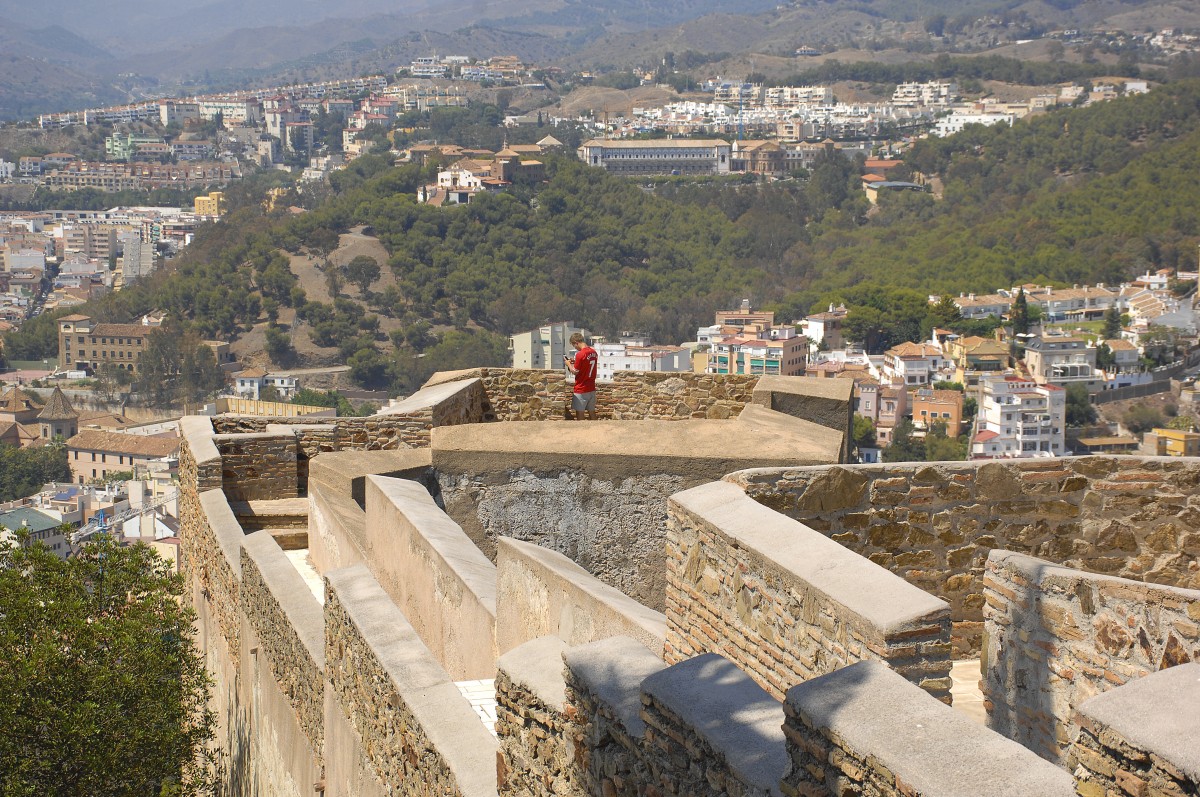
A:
[[495, 637, 579, 797], [215, 433, 299, 501], [983, 551, 1200, 764], [213, 414, 437, 449], [729, 456, 1200, 656], [429, 368, 759, 422], [666, 482, 952, 702], [239, 533, 325, 756], [782, 661, 1075, 797], [179, 417, 222, 575], [324, 565, 498, 797], [1071, 663, 1200, 797], [191, 490, 244, 672], [563, 638, 666, 797]]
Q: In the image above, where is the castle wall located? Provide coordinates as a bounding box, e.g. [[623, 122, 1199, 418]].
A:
[[783, 660, 1076, 797], [729, 457, 1200, 656], [666, 481, 952, 702], [1071, 663, 1200, 797], [495, 637, 577, 797], [496, 537, 667, 657], [215, 432, 300, 501], [425, 368, 760, 422], [324, 565, 499, 797], [362, 476, 498, 681], [983, 550, 1200, 764]]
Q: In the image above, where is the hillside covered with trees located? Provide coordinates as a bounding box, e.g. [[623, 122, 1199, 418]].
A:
[[10, 80, 1200, 394]]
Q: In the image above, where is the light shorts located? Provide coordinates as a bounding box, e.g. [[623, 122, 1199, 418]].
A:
[[572, 391, 596, 412]]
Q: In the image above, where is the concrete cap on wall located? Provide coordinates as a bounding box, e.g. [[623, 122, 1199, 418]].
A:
[[1076, 662, 1200, 782], [640, 653, 787, 796], [498, 636, 569, 710], [786, 660, 1076, 796], [670, 481, 949, 634], [377, 377, 483, 415], [563, 636, 666, 739]]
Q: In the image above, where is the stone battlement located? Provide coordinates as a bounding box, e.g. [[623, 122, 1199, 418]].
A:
[[177, 368, 1199, 796]]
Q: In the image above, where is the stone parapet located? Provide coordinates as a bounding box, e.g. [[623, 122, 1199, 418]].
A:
[[728, 457, 1200, 655], [325, 564, 499, 797], [563, 637, 668, 797], [308, 448, 432, 508], [308, 483, 368, 576], [214, 432, 300, 501], [1072, 662, 1200, 797], [495, 637, 578, 797], [496, 537, 667, 657], [426, 368, 760, 422], [364, 476, 498, 681], [195, 489, 245, 668], [640, 654, 788, 797], [666, 481, 952, 702], [983, 550, 1200, 764], [782, 660, 1075, 797], [240, 531, 325, 754]]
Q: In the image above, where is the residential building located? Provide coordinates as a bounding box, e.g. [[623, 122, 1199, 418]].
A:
[[1099, 338, 1141, 373], [708, 332, 807, 376], [596, 336, 689, 382], [731, 140, 785, 176], [57, 314, 153, 373], [1026, 284, 1119, 322], [801, 304, 849, 355], [880, 341, 948, 387], [65, 429, 180, 484], [951, 291, 1013, 319], [910, 388, 964, 436], [0, 507, 70, 557], [118, 231, 156, 282], [159, 100, 201, 126], [857, 380, 908, 447], [971, 376, 1066, 459], [577, 139, 732, 176], [932, 112, 1015, 137], [1023, 335, 1098, 388], [194, 191, 226, 217], [1145, 428, 1200, 457], [509, 322, 589, 370], [233, 368, 298, 400]]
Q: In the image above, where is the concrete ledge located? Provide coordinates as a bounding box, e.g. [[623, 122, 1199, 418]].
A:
[[1076, 662, 1200, 783], [379, 377, 483, 418], [199, 488, 245, 576], [181, 415, 220, 466], [785, 660, 1075, 797], [564, 636, 666, 739], [365, 476, 498, 680], [325, 564, 497, 797], [641, 653, 787, 796], [497, 537, 667, 657], [433, 415, 843, 482], [308, 484, 368, 576], [498, 636, 569, 711], [672, 481, 948, 635], [308, 448, 432, 507], [751, 374, 853, 432], [242, 531, 325, 669]]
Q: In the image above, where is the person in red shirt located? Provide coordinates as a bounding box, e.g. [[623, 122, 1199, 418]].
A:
[[563, 332, 598, 420]]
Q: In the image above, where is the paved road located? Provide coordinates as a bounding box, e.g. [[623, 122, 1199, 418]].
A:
[[267, 365, 350, 377]]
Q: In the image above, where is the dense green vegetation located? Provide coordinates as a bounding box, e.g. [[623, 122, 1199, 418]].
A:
[[0, 442, 71, 502], [0, 532, 215, 796], [11, 81, 1200, 393]]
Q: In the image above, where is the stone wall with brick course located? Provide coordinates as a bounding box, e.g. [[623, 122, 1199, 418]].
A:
[[324, 565, 498, 797], [240, 532, 325, 754], [728, 456, 1200, 656], [495, 637, 579, 797], [427, 368, 759, 422], [782, 660, 1076, 797], [215, 432, 300, 501], [983, 551, 1200, 765], [666, 481, 952, 702], [1071, 663, 1200, 797]]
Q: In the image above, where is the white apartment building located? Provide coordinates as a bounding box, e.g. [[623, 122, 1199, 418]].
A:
[[879, 341, 949, 386], [596, 337, 689, 382], [1023, 335, 1099, 388], [933, 112, 1015, 137], [509, 322, 589, 370], [892, 81, 959, 108], [971, 376, 1066, 459]]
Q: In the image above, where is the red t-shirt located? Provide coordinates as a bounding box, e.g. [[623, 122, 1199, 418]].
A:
[[572, 346, 598, 393]]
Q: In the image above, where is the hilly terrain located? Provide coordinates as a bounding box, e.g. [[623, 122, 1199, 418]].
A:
[[8, 79, 1200, 396], [2, 0, 1197, 119]]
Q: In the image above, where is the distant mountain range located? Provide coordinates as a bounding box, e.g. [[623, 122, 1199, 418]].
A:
[[0, 0, 1194, 120]]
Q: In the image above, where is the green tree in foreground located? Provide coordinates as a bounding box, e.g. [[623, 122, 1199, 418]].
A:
[[0, 533, 215, 797]]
